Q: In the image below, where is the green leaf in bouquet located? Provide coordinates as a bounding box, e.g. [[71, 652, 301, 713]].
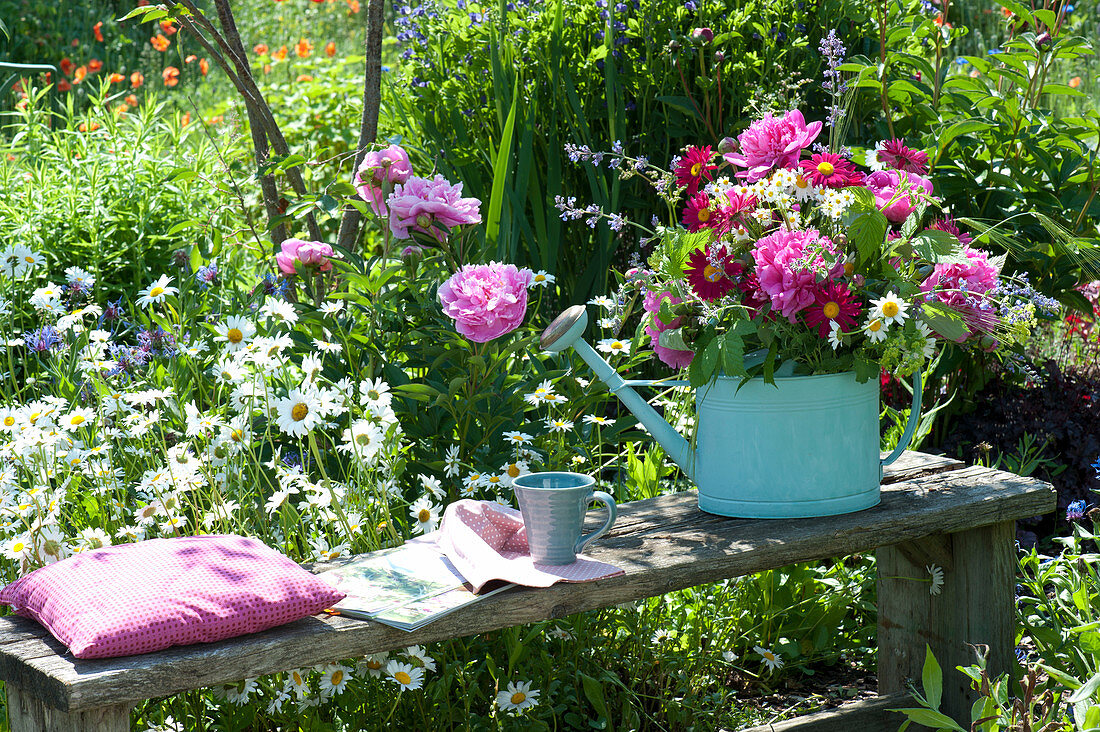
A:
[[658, 300, 676, 327], [853, 357, 879, 383], [721, 332, 748, 378], [912, 230, 969, 265], [921, 303, 969, 342], [658, 328, 689, 352], [849, 186, 877, 214], [849, 211, 889, 264], [699, 337, 721, 381]]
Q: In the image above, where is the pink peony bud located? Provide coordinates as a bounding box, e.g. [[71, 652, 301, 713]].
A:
[[275, 238, 334, 275], [692, 27, 714, 43], [355, 144, 413, 216]]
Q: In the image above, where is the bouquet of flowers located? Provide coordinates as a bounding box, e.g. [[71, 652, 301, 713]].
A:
[[559, 111, 1055, 388]]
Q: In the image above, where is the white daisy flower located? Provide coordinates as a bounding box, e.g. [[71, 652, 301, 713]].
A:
[[259, 299, 299, 326], [529, 270, 556, 288], [443, 444, 461, 477], [524, 380, 557, 405], [213, 316, 256, 352], [74, 527, 112, 552], [587, 295, 615, 309], [283, 668, 310, 700], [498, 460, 529, 487], [58, 407, 95, 431], [754, 645, 784, 671], [403, 645, 437, 671], [863, 317, 888, 343], [870, 291, 910, 326], [928, 564, 944, 596], [360, 378, 392, 410], [318, 663, 352, 697], [274, 388, 324, 437], [386, 660, 424, 691], [503, 430, 532, 446], [340, 419, 384, 464], [828, 321, 845, 351], [597, 338, 630, 356], [546, 418, 574, 433], [358, 653, 388, 678], [583, 415, 612, 425], [495, 680, 540, 713], [319, 300, 344, 316], [409, 496, 440, 534], [722, 650, 737, 663], [136, 275, 178, 309]]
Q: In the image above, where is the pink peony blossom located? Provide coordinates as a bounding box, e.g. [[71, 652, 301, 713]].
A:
[[864, 170, 934, 224], [388, 174, 482, 243], [438, 262, 532, 342], [355, 145, 413, 216], [275, 238, 335, 275], [643, 289, 694, 369], [920, 246, 1000, 340], [751, 229, 841, 322], [723, 110, 822, 182]]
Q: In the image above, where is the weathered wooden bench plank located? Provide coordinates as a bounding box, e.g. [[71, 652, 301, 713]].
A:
[[741, 691, 922, 732], [0, 457, 1052, 719]]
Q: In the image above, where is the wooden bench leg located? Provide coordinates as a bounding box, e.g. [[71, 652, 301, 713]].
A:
[[877, 520, 1015, 723], [7, 682, 131, 732]]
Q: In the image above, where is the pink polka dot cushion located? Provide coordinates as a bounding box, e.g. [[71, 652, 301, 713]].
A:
[[0, 535, 345, 659]]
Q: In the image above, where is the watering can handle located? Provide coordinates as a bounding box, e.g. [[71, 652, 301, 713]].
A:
[[881, 371, 923, 467]]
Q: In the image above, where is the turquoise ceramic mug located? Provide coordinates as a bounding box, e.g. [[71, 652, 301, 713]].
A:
[[512, 472, 618, 565]]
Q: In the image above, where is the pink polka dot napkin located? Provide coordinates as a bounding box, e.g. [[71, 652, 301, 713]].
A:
[[433, 500, 624, 593]]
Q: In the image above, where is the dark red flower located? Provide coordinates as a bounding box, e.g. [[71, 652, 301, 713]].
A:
[[874, 139, 929, 175], [798, 153, 864, 189], [674, 146, 717, 195], [928, 217, 973, 246], [681, 192, 718, 232], [685, 245, 742, 301], [803, 282, 861, 338]]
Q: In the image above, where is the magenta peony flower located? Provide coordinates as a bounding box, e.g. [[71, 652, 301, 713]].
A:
[[751, 229, 841, 322], [643, 289, 694, 369], [275, 238, 335, 275], [388, 174, 482, 243], [723, 110, 823, 182], [355, 145, 413, 216], [438, 262, 533, 342], [929, 217, 973, 246], [920, 245, 1000, 340], [864, 170, 935, 224]]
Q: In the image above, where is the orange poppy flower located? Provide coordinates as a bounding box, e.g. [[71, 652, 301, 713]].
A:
[[182, 112, 191, 126], [254, 43, 269, 55], [93, 21, 105, 42], [74, 66, 88, 83], [296, 39, 313, 58], [263, 64, 272, 75], [274, 45, 288, 60], [199, 58, 209, 75], [116, 104, 130, 115], [131, 71, 144, 88], [325, 41, 336, 57], [108, 72, 125, 83], [151, 34, 170, 52], [78, 121, 100, 132], [1001, 6, 1012, 17], [125, 93, 138, 106], [57, 79, 72, 92], [185, 54, 197, 63], [296, 74, 314, 82], [208, 114, 224, 124], [88, 58, 103, 73], [159, 20, 177, 36], [71, 38, 80, 48], [162, 66, 180, 87], [60, 58, 74, 76], [347, 0, 360, 12], [1070, 77, 1082, 88]]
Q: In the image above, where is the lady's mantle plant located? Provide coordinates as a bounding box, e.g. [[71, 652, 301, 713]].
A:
[[560, 110, 1050, 388]]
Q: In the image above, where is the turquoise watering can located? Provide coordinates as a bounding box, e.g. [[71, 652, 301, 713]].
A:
[[540, 305, 923, 519]]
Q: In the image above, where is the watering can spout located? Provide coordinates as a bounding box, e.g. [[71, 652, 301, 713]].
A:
[[541, 306, 695, 479]]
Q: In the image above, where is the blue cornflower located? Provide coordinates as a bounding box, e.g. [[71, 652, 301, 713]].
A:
[[1014, 646, 1027, 664], [256, 273, 289, 300], [1093, 455, 1100, 478], [194, 264, 219, 290], [987, 49, 1002, 55], [955, 57, 969, 64], [1067, 499, 1087, 521], [24, 326, 62, 354]]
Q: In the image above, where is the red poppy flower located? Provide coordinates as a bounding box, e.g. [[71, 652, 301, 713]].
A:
[[151, 34, 170, 52], [803, 282, 861, 338], [681, 192, 717, 232], [159, 20, 177, 36], [60, 58, 74, 76], [162, 66, 180, 87], [57, 79, 72, 92], [130, 71, 144, 89], [674, 146, 717, 195], [199, 58, 209, 75], [108, 72, 125, 84], [325, 41, 336, 57], [296, 39, 313, 58], [93, 21, 105, 42], [685, 245, 742, 301], [254, 43, 269, 56], [798, 153, 863, 189]]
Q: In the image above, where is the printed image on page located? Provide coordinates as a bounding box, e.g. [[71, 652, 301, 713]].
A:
[[322, 543, 465, 616]]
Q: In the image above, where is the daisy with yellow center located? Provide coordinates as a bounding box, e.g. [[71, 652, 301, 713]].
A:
[[863, 316, 888, 343], [214, 316, 257, 352], [870, 291, 910, 326], [386, 660, 424, 691], [495, 680, 540, 713], [597, 338, 631, 356], [754, 645, 784, 671], [135, 275, 178, 309], [274, 388, 323, 437], [409, 496, 440, 534]]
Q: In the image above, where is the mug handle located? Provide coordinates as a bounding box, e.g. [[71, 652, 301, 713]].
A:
[[574, 491, 617, 556]]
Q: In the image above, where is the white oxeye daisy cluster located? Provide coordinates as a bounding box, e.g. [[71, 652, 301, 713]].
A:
[[0, 244, 44, 278]]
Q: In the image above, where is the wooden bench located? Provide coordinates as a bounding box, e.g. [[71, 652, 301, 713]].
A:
[[0, 452, 1055, 731]]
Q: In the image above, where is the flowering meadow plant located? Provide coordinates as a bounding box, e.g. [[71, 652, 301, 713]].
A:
[[560, 112, 1051, 388]]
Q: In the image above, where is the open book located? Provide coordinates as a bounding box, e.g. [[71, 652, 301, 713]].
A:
[[317, 541, 511, 631]]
